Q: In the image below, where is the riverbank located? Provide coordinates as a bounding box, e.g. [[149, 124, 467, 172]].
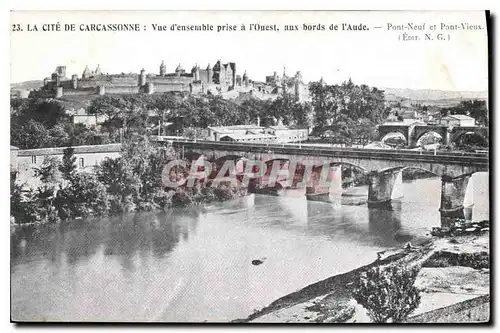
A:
[[10, 141, 248, 228], [236, 230, 489, 323]]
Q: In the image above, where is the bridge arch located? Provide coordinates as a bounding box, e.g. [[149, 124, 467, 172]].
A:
[[400, 166, 440, 178], [326, 161, 367, 173], [211, 154, 248, 177], [213, 154, 244, 164], [452, 131, 488, 147], [415, 131, 443, 147], [182, 151, 202, 162], [380, 131, 408, 145]]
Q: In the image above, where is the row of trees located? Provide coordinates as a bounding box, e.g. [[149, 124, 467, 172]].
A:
[[309, 79, 389, 145], [85, 80, 388, 146], [11, 138, 245, 224], [85, 91, 314, 139], [10, 98, 111, 149], [440, 100, 489, 127], [11, 79, 389, 150]]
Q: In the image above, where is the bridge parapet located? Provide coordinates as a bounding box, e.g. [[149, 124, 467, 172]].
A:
[[170, 140, 488, 177]]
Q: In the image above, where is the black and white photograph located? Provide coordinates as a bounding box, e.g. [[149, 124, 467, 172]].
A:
[[9, 9, 490, 323]]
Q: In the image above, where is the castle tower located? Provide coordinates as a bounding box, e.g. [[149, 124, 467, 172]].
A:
[[82, 66, 91, 79], [160, 60, 166, 76], [51, 72, 61, 87], [294, 71, 302, 102], [72, 74, 78, 89], [147, 82, 154, 94], [56, 87, 63, 98], [243, 70, 249, 87], [139, 68, 146, 86], [192, 64, 200, 81], [94, 64, 102, 76], [55, 66, 66, 79], [175, 64, 184, 77], [206, 63, 213, 84], [230, 62, 236, 89]]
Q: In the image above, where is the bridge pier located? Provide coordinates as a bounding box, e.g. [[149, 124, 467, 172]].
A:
[[306, 165, 342, 203], [439, 174, 472, 226], [367, 168, 403, 208], [443, 128, 451, 146]]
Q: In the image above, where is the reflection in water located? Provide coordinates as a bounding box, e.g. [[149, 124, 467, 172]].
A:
[[276, 196, 308, 225], [11, 175, 489, 322], [368, 201, 403, 246]]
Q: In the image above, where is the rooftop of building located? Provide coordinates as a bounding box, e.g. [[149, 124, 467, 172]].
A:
[[220, 133, 276, 140], [382, 119, 427, 126], [444, 114, 475, 120], [18, 144, 122, 156], [267, 125, 289, 130], [208, 125, 265, 133]]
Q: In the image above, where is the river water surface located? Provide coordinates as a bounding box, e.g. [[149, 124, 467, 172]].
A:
[[11, 173, 488, 322]]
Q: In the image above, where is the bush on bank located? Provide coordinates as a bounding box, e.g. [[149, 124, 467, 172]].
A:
[[10, 139, 245, 225], [352, 265, 421, 323]]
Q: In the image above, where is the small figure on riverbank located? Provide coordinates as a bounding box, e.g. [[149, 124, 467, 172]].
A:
[[376, 251, 387, 261], [405, 242, 415, 250]]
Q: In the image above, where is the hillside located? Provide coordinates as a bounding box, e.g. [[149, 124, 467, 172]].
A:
[[381, 87, 488, 101], [10, 80, 44, 91]]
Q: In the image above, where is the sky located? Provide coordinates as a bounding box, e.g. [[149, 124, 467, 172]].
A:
[[10, 10, 489, 91]]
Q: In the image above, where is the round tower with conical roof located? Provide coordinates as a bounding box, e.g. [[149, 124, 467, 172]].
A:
[[294, 71, 302, 102], [206, 63, 213, 84], [139, 68, 146, 86], [191, 64, 200, 81], [160, 60, 166, 76], [94, 64, 102, 76], [72, 74, 78, 89], [175, 64, 184, 77], [82, 65, 91, 80], [243, 70, 249, 87]]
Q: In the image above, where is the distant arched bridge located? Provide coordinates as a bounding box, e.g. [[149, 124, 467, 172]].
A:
[[378, 124, 488, 147]]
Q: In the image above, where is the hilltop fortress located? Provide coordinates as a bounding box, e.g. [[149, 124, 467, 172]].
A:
[[40, 61, 310, 102]]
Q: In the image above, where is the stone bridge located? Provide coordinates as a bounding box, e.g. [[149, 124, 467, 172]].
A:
[[378, 124, 489, 147], [168, 140, 489, 225]]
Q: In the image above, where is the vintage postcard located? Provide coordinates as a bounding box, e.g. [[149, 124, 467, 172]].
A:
[[10, 10, 490, 323]]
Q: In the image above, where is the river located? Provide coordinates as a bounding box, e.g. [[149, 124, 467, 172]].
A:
[[10, 173, 489, 322]]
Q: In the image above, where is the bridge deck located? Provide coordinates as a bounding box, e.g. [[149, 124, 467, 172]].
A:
[[169, 140, 489, 168]]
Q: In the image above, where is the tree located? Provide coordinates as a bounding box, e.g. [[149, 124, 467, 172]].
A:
[[54, 172, 109, 219], [309, 79, 389, 140], [440, 100, 489, 126], [352, 265, 421, 323], [419, 132, 441, 146], [34, 156, 61, 184], [10, 179, 38, 224], [11, 119, 52, 149], [59, 147, 77, 181], [351, 118, 378, 146]]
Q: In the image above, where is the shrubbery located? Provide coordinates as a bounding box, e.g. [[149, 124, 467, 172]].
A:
[[352, 265, 421, 323], [10, 140, 246, 225]]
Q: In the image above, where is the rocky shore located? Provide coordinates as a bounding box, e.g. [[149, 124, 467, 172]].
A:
[[235, 228, 490, 323]]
